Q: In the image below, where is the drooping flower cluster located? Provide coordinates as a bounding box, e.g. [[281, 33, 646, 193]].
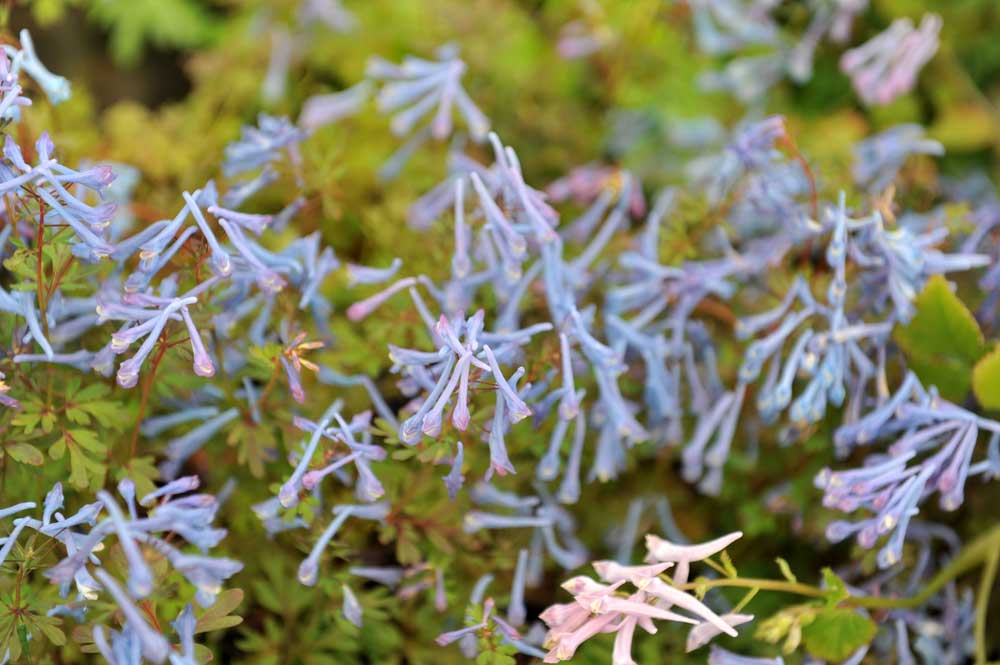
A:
[[2, 7, 999, 665], [367, 45, 489, 180], [686, 0, 940, 109], [817, 372, 1000, 567], [463, 481, 589, 572], [540, 531, 746, 662], [1, 29, 70, 118], [840, 14, 941, 106], [1, 478, 240, 664]]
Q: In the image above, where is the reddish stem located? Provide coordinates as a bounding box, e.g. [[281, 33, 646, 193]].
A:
[[128, 338, 170, 458]]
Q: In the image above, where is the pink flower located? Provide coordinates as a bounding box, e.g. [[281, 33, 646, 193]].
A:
[[840, 14, 940, 107]]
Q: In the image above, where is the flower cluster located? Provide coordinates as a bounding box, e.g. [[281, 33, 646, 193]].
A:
[[2, 5, 999, 665], [541, 531, 746, 662], [1, 478, 239, 663], [818, 372, 1000, 567]]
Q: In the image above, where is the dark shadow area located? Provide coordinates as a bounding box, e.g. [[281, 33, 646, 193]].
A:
[[11, 7, 192, 110]]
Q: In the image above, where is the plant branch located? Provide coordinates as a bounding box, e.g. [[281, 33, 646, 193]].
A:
[[676, 525, 1000, 616]]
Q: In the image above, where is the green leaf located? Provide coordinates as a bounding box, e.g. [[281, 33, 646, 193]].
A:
[[0, 614, 22, 662], [6, 442, 44, 465], [118, 456, 160, 499], [196, 589, 244, 633], [801, 608, 877, 662], [26, 614, 65, 646], [895, 275, 985, 401], [820, 567, 849, 607], [61, 429, 107, 489], [11, 409, 42, 434], [86, 0, 221, 65], [972, 345, 1000, 410]]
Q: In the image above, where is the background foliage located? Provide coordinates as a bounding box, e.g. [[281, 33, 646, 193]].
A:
[[2, 0, 1000, 663]]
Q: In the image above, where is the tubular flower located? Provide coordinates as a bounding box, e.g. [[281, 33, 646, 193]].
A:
[[840, 14, 941, 106], [542, 531, 745, 663]]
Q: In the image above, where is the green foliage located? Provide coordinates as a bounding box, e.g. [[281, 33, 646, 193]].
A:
[[86, 0, 222, 65], [801, 608, 878, 662], [2, 0, 1000, 663], [819, 568, 850, 607], [973, 345, 1000, 410], [896, 274, 986, 401], [196, 589, 245, 634], [8, 378, 123, 488], [17, 0, 84, 27]]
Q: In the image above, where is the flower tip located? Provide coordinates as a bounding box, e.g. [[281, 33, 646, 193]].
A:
[[346, 303, 369, 322], [194, 354, 216, 378], [298, 561, 318, 586], [116, 370, 139, 389]]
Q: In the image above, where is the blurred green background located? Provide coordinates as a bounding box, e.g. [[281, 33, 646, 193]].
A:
[[3, 1, 1000, 663]]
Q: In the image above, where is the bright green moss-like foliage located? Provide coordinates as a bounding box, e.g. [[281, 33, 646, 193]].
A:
[[1, 1, 1000, 664]]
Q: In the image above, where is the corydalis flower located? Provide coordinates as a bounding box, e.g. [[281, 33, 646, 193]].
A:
[[272, 401, 377, 508], [299, 0, 357, 32], [435, 597, 520, 647], [347, 257, 403, 287], [368, 46, 489, 143], [0, 50, 31, 119], [738, 195, 987, 440], [818, 372, 1000, 568], [109, 295, 197, 388], [92, 569, 170, 663], [849, 217, 988, 323], [1, 29, 70, 107], [2, 133, 117, 262], [342, 584, 363, 627], [687, 116, 788, 207], [295, 503, 389, 586], [45, 478, 240, 606], [442, 441, 465, 500], [223, 114, 307, 177], [853, 124, 943, 193], [840, 14, 941, 107], [787, 0, 870, 83], [466, 483, 588, 570], [300, 80, 371, 130], [159, 408, 239, 480], [556, 2, 616, 60], [393, 309, 542, 453], [547, 164, 646, 228], [708, 646, 784, 665], [542, 531, 745, 663], [689, 0, 780, 56], [367, 45, 491, 181], [0, 371, 19, 409], [698, 52, 785, 104], [282, 330, 324, 403], [0, 285, 55, 360]]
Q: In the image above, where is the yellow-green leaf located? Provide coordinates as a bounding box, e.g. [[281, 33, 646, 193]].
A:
[[895, 275, 985, 401], [6, 442, 44, 466], [973, 345, 1000, 410], [801, 608, 877, 662], [196, 589, 244, 634]]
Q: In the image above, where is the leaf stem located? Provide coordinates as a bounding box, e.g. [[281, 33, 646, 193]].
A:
[[677, 525, 1000, 615], [128, 337, 169, 458], [975, 540, 999, 665]]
